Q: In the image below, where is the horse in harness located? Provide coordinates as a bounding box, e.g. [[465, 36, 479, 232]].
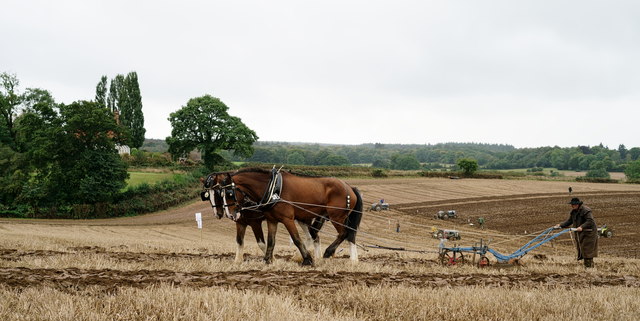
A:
[[204, 167, 363, 266], [202, 169, 329, 263]]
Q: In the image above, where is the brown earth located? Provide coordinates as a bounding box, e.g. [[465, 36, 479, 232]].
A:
[[393, 191, 640, 258], [1, 248, 638, 291], [2, 266, 638, 292]]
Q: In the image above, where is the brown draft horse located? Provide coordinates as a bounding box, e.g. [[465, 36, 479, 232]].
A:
[[201, 172, 267, 262], [201, 172, 325, 262], [221, 168, 363, 266]]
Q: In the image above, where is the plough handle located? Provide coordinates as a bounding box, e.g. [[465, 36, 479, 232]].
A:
[[569, 228, 593, 232], [553, 227, 592, 232]]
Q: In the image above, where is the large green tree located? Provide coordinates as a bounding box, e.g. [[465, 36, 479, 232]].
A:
[[166, 95, 258, 169], [1, 83, 57, 207], [17, 100, 129, 206]]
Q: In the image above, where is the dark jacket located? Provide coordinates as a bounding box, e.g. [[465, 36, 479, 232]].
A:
[[560, 205, 598, 259]]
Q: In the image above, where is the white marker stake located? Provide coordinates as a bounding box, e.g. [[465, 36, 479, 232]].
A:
[[195, 212, 203, 229], [195, 212, 203, 241]]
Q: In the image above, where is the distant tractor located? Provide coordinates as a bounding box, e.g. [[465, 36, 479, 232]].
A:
[[432, 228, 462, 240], [598, 225, 613, 238], [434, 210, 457, 220], [370, 202, 390, 211]]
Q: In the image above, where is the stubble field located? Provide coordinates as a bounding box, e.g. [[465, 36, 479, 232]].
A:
[[1, 178, 640, 320]]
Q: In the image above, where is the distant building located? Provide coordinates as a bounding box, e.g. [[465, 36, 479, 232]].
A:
[[113, 110, 130, 155], [116, 144, 130, 155]]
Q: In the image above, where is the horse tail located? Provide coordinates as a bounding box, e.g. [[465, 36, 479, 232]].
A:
[[346, 186, 363, 243]]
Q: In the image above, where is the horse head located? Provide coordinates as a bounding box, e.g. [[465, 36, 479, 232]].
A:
[[201, 172, 228, 219], [219, 172, 246, 221]]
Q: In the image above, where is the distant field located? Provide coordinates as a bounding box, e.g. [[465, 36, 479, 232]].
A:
[[126, 171, 174, 187], [493, 168, 627, 180], [558, 170, 626, 180]]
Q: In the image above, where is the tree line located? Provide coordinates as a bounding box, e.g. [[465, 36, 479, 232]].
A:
[[220, 141, 640, 178]]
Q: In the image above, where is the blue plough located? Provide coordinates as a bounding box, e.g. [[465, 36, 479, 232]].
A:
[[438, 227, 575, 266]]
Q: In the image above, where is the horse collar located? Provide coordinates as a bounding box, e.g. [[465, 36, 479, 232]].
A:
[[258, 169, 283, 210]]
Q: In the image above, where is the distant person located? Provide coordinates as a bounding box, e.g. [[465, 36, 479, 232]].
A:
[[568, 187, 573, 194], [396, 220, 400, 233], [478, 217, 485, 229], [555, 198, 598, 268], [380, 199, 385, 204]]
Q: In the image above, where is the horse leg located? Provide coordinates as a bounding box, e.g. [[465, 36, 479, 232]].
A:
[[249, 220, 267, 254], [283, 219, 313, 266], [323, 214, 353, 260], [264, 219, 278, 264], [297, 221, 315, 258], [323, 230, 348, 259], [234, 223, 247, 263], [309, 218, 326, 259], [348, 240, 358, 262]]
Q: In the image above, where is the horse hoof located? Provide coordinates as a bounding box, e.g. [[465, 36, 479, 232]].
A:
[[264, 258, 273, 265], [301, 258, 314, 266]]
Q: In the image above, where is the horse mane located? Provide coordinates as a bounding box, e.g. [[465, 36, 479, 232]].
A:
[[286, 169, 326, 178], [235, 167, 271, 175], [235, 167, 326, 178]]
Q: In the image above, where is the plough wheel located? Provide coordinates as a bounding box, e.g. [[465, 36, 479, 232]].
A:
[[477, 256, 490, 268], [439, 251, 465, 266]]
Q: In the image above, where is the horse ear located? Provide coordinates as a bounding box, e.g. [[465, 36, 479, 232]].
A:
[[199, 177, 205, 183]]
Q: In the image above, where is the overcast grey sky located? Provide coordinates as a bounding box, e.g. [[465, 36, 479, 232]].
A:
[[2, 0, 639, 148]]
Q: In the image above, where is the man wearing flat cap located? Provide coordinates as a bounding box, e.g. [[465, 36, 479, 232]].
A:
[[555, 198, 598, 268]]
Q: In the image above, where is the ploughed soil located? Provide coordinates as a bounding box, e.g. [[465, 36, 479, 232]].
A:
[[393, 191, 640, 258], [1, 249, 638, 291], [2, 266, 638, 292]]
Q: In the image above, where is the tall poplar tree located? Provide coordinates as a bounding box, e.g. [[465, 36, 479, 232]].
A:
[[107, 79, 117, 113], [95, 76, 108, 108], [103, 72, 145, 148], [124, 72, 145, 148], [113, 74, 127, 116]]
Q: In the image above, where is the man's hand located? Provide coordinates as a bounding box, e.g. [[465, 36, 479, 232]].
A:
[[554, 224, 561, 229], [575, 226, 583, 232]]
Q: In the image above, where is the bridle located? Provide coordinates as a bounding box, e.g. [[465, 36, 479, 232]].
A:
[[202, 174, 234, 220], [219, 179, 263, 220], [202, 173, 260, 221]]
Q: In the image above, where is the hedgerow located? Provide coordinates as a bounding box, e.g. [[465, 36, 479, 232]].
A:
[[11, 167, 209, 219]]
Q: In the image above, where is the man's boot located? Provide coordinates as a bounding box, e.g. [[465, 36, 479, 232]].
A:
[[584, 258, 594, 268]]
